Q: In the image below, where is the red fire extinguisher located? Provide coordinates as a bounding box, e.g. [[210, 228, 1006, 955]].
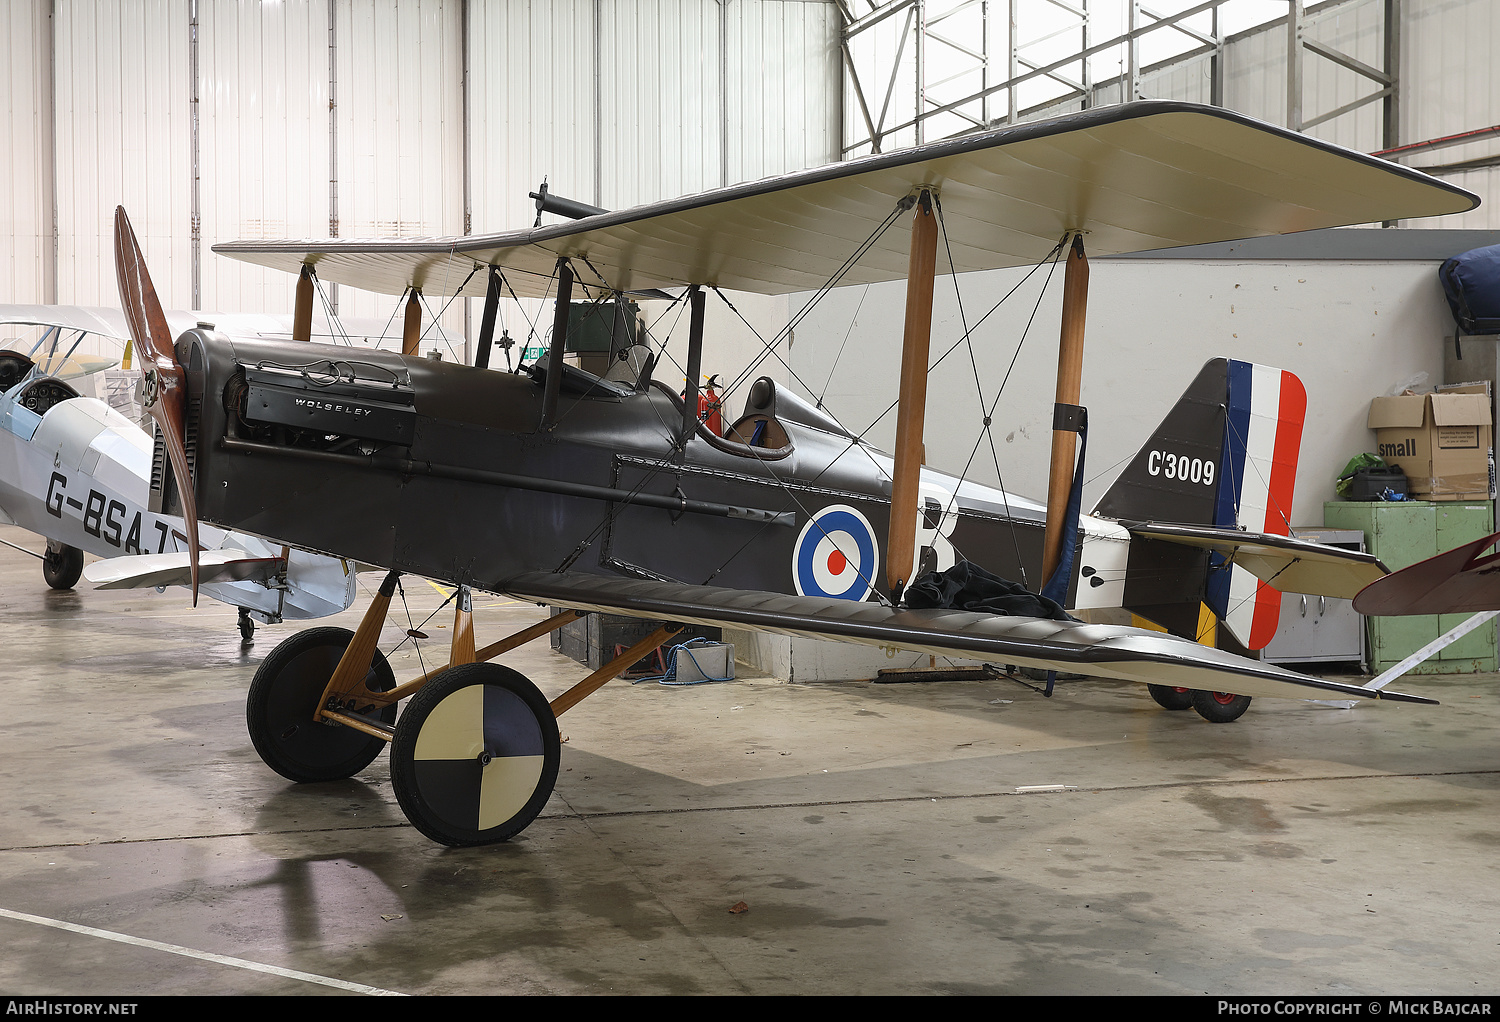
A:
[[698, 374, 724, 436]]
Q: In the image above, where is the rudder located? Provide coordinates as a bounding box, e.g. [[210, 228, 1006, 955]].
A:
[[1094, 358, 1306, 650]]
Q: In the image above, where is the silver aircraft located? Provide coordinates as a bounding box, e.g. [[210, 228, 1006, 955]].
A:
[[0, 309, 358, 640]]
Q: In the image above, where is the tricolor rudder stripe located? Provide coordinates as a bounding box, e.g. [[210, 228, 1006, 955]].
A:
[[1207, 360, 1307, 649]]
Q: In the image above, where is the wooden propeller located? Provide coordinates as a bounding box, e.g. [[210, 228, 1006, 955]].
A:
[[113, 207, 200, 603]]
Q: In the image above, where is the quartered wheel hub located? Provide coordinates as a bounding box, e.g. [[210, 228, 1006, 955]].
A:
[[389, 662, 560, 847]]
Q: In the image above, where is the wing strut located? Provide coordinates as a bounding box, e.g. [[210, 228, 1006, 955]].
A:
[[1042, 233, 1090, 584], [681, 286, 706, 444], [402, 288, 422, 357], [541, 258, 574, 429], [293, 265, 314, 341], [886, 189, 939, 599], [476, 266, 502, 368]]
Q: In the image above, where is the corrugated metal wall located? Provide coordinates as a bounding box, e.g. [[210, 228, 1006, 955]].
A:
[[199, 0, 331, 317], [53, 0, 194, 309], [1401, 0, 1498, 229], [2, 0, 841, 350], [471, 0, 839, 234], [0, 1, 52, 312]]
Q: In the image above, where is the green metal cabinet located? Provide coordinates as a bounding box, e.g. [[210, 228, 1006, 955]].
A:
[[1323, 500, 1497, 674]]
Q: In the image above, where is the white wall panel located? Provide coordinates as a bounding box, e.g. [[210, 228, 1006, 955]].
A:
[[9, 0, 835, 359], [333, 0, 465, 343], [0, 1, 52, 310], [469, 0, 597, 237], [598, 0, 722, 209], [54, 0, 192, 315], [725, 0, 840, 186], [199, 0, 331, 317]]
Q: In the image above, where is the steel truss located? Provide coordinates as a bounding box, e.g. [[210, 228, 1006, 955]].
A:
[[836, 0, 1402, 156]]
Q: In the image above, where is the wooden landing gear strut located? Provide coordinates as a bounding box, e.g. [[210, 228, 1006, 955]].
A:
[[245, 570, 682, 845]]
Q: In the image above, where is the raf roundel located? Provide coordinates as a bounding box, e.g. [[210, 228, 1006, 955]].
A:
[[792, 505, 879, 601]]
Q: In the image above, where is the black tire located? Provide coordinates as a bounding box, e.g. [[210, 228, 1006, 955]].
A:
[[389, 662, 560, 847], [42, 543, 83, 590], [246, 626, 397, 782], [1190, 688, 1252, 723], [1147, 684, 1194, 711], [238, 609, 256, 645]]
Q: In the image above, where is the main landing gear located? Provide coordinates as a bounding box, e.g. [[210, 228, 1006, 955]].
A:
[[244, 571, 682, 846], [1147, 683, 1252, 722], [42, 541, 83, 590]]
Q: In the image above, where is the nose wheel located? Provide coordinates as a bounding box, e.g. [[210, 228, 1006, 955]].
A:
[[389, 663, 560, 847]]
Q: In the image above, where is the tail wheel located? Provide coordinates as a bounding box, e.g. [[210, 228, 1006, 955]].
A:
[[1147, 684, 1194, 711], [1190, 689, 1252, 723], [389, 663, 560, 847], [247, 626, 397, 782], [42, 542, 83, 590]]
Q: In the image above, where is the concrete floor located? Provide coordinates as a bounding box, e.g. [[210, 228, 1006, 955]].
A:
[[0, 524, 1497, 996]]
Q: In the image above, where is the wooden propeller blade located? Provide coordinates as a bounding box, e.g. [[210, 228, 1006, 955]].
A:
[[113, 207, 200, 604], [1353, 531, 1500, 616]]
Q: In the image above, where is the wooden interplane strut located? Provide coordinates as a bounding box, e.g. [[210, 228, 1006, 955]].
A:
[[1041, 234, 1090, 585], [402, 289, 421, 357], [293, 266, 314, 342], [886, 190, 939, 598]]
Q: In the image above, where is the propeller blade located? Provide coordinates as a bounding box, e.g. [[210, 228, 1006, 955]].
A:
[[113, 207, 200, 604]]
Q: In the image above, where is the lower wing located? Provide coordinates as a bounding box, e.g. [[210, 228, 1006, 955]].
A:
[[500, 571, 1433, 705], [83, 549, 283, 589]]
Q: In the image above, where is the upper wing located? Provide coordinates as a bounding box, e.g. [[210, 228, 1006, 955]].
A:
[[1353, 531, 1500, 616], [0, 305, 431, 356], [0, 305, 302, 346], [499, 570, 1434, 705], [1124, 522, 1388, 599], [213, 102, 1478, 300], [0, 305, 134, 339]]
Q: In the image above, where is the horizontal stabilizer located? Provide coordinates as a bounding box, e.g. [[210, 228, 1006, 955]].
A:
[[1353, 531, 1500, 616], [499, 571, 1434, 705], [83, 549, 285, 590], [1124, 523, 1388, 600]]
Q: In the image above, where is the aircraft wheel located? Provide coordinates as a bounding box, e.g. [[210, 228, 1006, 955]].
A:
[[389, 662, 560, 847], [1190, 689, 1252, 723], [247, 626, 397, 783], [1147, 684, 1194, 711], [42, 542, 83, 590]]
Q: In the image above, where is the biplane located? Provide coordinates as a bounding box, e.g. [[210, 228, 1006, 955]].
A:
[[0, 307, 358, 639], [112, 101, 1478, 847]]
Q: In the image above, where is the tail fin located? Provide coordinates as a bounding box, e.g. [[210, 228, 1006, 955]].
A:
[[1094, 358, 1307, 649]]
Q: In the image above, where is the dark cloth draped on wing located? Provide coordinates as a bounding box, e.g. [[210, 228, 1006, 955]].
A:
[[902, 560, 1076, 622]]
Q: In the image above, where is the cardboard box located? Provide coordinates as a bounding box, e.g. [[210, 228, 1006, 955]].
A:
[[1368, 390, 1494, 500]]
